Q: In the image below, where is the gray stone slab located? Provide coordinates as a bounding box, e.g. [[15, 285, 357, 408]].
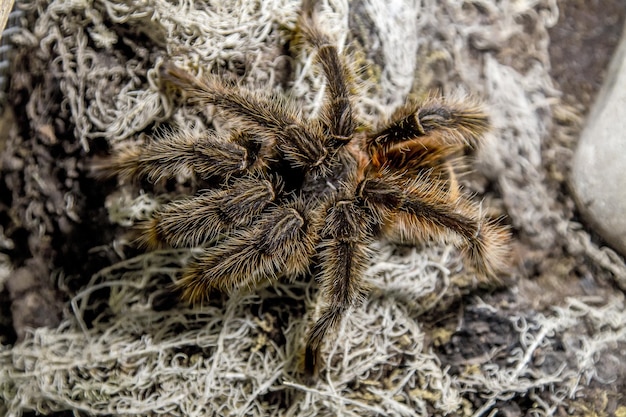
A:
[[571, 25, 626, 256]]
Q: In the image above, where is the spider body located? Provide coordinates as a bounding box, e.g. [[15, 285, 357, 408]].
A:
[[102, 1, 509, 377]]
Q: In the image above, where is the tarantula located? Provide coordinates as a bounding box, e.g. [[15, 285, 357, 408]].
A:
[[102, 1, 509, 377]]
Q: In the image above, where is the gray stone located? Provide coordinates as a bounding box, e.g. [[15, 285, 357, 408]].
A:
[[571, 26, 626, 257]]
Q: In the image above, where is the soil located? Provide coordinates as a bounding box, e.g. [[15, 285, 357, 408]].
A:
[[549, 0, 626, 111]]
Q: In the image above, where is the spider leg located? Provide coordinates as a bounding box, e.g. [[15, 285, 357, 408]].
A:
[[304, 199, 376, 376], [378, 139, 465, 199], [160, 64, 329, 169], [363, 175, 509, 277], [367, 98, 489, 171], [299, 0, 355, 142], [96, 129, 266, 183], [137, 176, 279, 249], [176, 201, 318, 303]]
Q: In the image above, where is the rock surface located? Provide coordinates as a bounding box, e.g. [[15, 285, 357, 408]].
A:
[[571, 26, 626, 256]]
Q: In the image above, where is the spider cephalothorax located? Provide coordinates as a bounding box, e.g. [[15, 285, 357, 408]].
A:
[[102, 0, 509, 377]]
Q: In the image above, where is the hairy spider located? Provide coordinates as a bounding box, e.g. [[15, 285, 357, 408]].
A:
[[101, 1, 509, 377]]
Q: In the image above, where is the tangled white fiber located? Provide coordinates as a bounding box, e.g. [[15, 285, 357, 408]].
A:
[[2, 0, 626, 415]]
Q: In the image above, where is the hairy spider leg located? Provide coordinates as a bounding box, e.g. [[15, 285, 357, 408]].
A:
[[98, 130, 267, 183], [367, 98, 490, 171], [176, 202, 320, 304], [137, 177, 280, 249], [299, 0, 355, 142], [160, 64, 330, 170], [304, 198, 376, 376], [374, 174, 509, 277]]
